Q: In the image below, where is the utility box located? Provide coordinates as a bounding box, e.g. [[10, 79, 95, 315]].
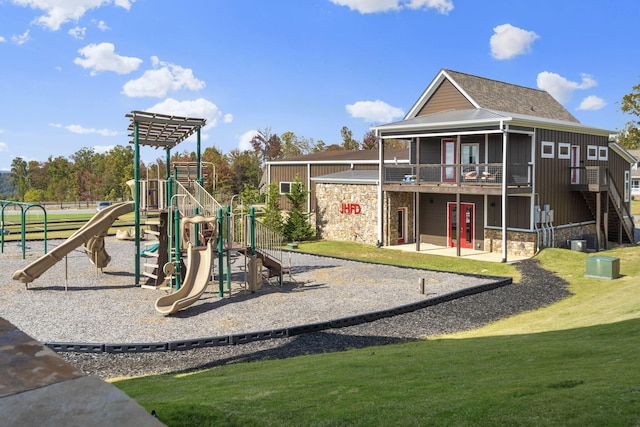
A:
[[582, 234, 598, 252], [570, 239, 587, 252], [585, 256, 620, 280]]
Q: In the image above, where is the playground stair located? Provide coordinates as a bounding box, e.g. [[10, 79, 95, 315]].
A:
[[141, 212, 170, 289]]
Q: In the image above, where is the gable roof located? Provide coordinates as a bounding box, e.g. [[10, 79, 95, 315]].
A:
[[267, 148, 409, 164], [405, 69, 579, 123]]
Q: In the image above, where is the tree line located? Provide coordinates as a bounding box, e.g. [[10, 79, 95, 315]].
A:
[[6, 126, 387, 204]]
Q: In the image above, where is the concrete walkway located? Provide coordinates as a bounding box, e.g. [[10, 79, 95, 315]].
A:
[[0, 317, 164, 427], [384, 243, 530, 263]]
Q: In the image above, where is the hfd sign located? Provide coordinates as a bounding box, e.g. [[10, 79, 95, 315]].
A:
[[340, 203, 361, 214]]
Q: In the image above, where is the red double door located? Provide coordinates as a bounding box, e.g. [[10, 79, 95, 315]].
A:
[[447, 203, 474, 249]]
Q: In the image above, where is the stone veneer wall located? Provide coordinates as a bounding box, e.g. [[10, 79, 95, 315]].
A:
[[484, 222, 597, 257], [384, 192, 415, 246], [315, 183, 379, 245]]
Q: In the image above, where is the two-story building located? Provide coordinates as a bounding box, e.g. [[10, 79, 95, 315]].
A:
[[373, 69, 636, 261]]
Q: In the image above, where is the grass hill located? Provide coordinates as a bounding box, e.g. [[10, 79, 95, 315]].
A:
[[113, 244, 640, 426]]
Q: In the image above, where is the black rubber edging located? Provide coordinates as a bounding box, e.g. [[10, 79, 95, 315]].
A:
[[45, 277, 512, 354]]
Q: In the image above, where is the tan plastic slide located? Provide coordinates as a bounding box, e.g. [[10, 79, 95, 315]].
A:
[[155, 241, 214, 315], [12, 201, 134, 284]]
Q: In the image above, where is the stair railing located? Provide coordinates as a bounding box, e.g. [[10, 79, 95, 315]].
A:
[[608, 173, 635, 242]]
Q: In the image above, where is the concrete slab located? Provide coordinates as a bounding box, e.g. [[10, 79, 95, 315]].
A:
[[0, 317, 164, 426]]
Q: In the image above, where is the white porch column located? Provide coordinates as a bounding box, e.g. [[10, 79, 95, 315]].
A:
[[501, 124, 508, 263]]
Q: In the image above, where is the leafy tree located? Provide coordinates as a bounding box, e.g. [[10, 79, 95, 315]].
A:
[[619, 80, 640, 149], [240, 184, 260, 207], [384, 138, 410, 150], [229, 149, 261, 194], [312, 139, 326, 152], [251, 127, 282, 162], [362, 129, 377, 150], [72, 147, 96, 202], [23, 188, 45, 203], [262, 182, 283, 233], [45, 156, 73, 204], [202, 145, 233, 198], [0, 172, 15, 199], [10, 157, 29, 201], [282, 176, 314, 241], [341, 126, 359, 150]]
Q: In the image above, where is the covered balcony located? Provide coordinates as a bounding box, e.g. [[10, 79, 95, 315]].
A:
[[383, 162, 533, 195]]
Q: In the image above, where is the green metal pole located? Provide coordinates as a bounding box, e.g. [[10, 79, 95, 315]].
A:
[[196, 126, 203, 187], [165, 147, 172, 273], [134, 120, 141, 285], [173, 165, 181, 290], [226, 205, 231, 291], [217, 207, 224, 297], [20, 206, 26, 259]]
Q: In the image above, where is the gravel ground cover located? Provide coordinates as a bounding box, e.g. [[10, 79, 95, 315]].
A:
[[0, 238, 570, 380]]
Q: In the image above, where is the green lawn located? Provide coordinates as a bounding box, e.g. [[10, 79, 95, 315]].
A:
[[114, 243, 640, 426]]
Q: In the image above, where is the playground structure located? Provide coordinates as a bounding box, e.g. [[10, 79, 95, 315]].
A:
[[10, 111, 290, 315], [1, 200, 48, 259]]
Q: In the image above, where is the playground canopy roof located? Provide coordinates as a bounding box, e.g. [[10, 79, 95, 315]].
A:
[[125, 110, 207, 150]]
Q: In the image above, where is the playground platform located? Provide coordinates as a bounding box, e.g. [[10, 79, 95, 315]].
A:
[[0, 317, 163, 426]]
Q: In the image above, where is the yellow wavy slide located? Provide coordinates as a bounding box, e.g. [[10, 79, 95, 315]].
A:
[[154, 241, 214, 315], [12, 202, 134, 285]]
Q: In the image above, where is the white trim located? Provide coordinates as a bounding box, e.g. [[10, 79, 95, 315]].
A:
[[598, 146, 608, 161], [541, 141, 555, 159], [587, 145, 598, 160], [266, 159, 408, 166], [558, 142, 571, 159], [625, 170, 631, 202]]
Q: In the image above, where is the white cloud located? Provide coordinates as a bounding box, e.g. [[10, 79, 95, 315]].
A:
[[407, 0, 453, 14], [0, 36, 6, 43], [578, 95, 606, 111], [238, 130, 259, 151], [68, 26, 86, 39], [490, 24, 539, 60], [122, 56, 205, 98], [536, 71, 597, 104], [0, 142, 7, 152], [223, 113, 233, 124], [50, 122, 119, 136], [346, 99, 404, 123], [11, 30, 30, 45], [146, 98, 224, 127], [93, 145, 115, 153], [93, 19, 110, 30], [12, 0, 134, 31], [74, 42, 142, 75], [330, 0, 452, 14]]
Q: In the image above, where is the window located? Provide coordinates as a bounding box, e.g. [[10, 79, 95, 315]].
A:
[[624, 170, 630, 202], [541, 141, 555, 158], [598, 146, 608, 161], [279, 181, 301, 194], [558, 142, 570, 159], [461, 143, 479, 164], [587, 145, 598, 160]]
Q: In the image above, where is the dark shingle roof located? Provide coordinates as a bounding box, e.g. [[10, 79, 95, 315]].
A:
[[268, 148, 409, 163], [444, 70, 579, 123]]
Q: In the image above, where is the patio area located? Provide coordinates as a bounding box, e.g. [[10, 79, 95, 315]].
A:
[[384, 243, 531, 264]]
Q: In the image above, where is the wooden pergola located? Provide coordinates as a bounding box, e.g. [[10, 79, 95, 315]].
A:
[[126, 110, 207, 285]]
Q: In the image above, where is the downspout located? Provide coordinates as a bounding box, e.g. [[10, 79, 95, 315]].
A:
[[501, 121, 508, 263], [377, 131, 384, 247]]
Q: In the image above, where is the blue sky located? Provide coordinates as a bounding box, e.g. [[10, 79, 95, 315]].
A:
[[1, 0, 638, 171]]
